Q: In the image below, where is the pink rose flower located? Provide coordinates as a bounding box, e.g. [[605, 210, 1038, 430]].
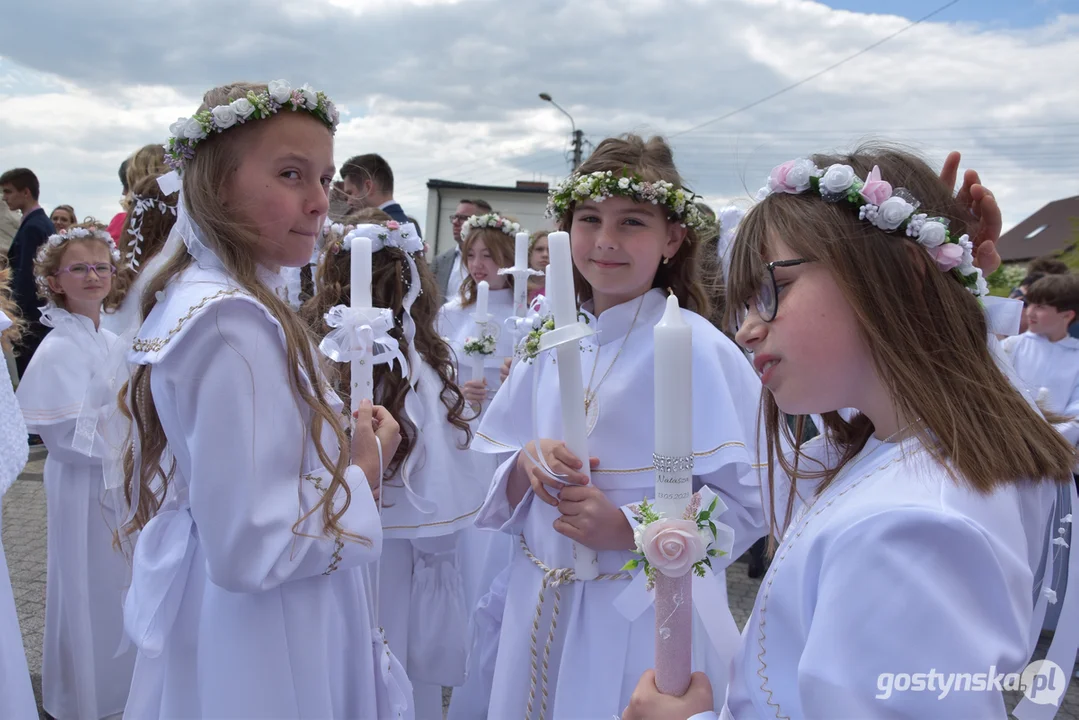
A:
[[641, 518, 707, 577], [859, 165, 893, 206], [928, 243, 964, 271], [385, 220, 400, 230], [767, 158, 815, 194]]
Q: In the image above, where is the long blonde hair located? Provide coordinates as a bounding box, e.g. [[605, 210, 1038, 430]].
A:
[[122, 82, 368, 546], [726, 145, 1077, 541], [458, 226, 515, 306]]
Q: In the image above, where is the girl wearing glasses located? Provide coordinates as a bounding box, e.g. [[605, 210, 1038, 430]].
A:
[[626, 149, 1077, 720], [15, 222, 137, 720]]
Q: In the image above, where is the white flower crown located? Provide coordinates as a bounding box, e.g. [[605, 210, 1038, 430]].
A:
[[339, 221, 423, 255], [460, 213, 522, 240], [165, 80, 340, 174], [36, 227, 120, 266], [547, 170, 711, 234], [758, 159, 989, 298]]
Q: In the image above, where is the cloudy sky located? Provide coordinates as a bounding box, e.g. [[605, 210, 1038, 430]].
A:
[[1, 0, 1077, 234]]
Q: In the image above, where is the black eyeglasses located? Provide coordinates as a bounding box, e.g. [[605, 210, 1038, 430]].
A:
[[733, 258, 811, 330]]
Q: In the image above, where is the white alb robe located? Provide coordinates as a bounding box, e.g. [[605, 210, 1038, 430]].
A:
[[438, 287, 518, 720], [471, 288, 766, 719], [1001, 332, 1079, 445], [16, 307, 136, 720], [374, 351, 488, 720], [122, 263, 410, 719], [0, 312, 36, 720], [721, 434, 1072, 719]]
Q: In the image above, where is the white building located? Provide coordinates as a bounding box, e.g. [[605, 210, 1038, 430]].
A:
[[424, 179, 553, 258]]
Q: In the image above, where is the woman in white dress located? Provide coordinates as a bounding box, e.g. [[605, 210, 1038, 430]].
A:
[[626, 149, 1078, 720], [0, 264, 36, 720], [118, 81, 410, 719]]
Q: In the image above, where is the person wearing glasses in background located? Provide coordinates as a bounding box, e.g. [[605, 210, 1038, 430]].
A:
[[434, 198, 493, 304]]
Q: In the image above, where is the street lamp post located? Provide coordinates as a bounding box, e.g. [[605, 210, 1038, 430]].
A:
[[539, 92, 583, 170]]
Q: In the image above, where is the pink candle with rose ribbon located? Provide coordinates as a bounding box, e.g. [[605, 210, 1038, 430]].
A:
[[653, 294, 693, 695]]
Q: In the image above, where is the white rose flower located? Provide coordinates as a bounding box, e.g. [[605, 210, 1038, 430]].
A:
[[618, 177, 631, 190], [211, 105, 238, 129], [230, 97, 256, 120], [785, 158, 818, 193], [299, 84, 319, 109], [820, 164, 856, 195], [169, 117, 188, 138], [182, 117, 207, 140], [873, 196, 915, 231], [268, 79, 292, 104], [916, 220, 948, 248]]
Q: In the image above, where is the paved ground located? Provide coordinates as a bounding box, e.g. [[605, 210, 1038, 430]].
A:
[[4, 448, 1078, 718]]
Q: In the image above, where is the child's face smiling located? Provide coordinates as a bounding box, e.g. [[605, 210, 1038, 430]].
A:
[[47, 240, 114, 314], [223, 112, 335, 271], [1026, 302, 1074, 341], [466, 237, 508, 290], [569, 196, 684, 315]]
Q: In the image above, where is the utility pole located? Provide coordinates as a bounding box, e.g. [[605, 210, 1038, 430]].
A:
[[539, 92, 582, 173]]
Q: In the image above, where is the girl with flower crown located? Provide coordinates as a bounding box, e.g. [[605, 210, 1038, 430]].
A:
[[0, 264, 36, 720], [118, 81, 411, 719], [14, 222, 137, 719], [469, 134, 766, 718], [624, 147, 1078, 720], [302, 211, 484, 719]]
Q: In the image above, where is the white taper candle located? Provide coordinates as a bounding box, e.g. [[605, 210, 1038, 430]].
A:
[[546, 231, 599, 580]]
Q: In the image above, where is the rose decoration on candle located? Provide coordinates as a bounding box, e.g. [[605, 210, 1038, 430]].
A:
[[623, 491, 734, 590], [640, 519, 707, 578]]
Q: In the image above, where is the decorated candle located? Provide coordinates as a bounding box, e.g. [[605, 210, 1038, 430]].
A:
[[546, 231, 599, 580], [350, 234, 374, 408], [653, 292, 694, 696], [471, 280, 489, 381]]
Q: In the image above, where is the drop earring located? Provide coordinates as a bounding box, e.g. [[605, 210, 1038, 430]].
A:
[[662, 256, 670, 265]]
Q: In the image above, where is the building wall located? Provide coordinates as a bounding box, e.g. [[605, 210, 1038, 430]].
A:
[[425, 186, 553, 259]]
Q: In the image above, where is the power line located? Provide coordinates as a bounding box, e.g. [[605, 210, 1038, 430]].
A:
[[669, 0, 962, 139]]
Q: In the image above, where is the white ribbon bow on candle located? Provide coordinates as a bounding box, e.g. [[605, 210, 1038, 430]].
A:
[[319, 305, 408, 374], [342, 222, 425, 385]]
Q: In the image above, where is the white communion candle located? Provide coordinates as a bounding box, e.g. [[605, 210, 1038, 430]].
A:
[[654, 293, 693, 516], [471, 280, 490, 382], [546, 231, 599, 580], [513, 232, 530, 318], [515, 231, 529, 271], [653, 292, 694, 697], [350, 235, 374, 409]]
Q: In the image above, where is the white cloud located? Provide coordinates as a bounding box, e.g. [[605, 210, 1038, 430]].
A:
[[0, 0, 1076, 234]]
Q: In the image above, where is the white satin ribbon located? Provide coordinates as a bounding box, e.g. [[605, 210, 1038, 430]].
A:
[[318, 305, 407, 374]]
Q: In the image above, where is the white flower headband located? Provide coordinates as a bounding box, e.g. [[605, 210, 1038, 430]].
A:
[[339, 220, 423, 256], [165, 80, 340, 174], [36, 227, 119, 266], [460, 213, 522, 240], [547, 170, 711, 234], [126, 194, 177, 269], [758, 159, 989, 297]]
